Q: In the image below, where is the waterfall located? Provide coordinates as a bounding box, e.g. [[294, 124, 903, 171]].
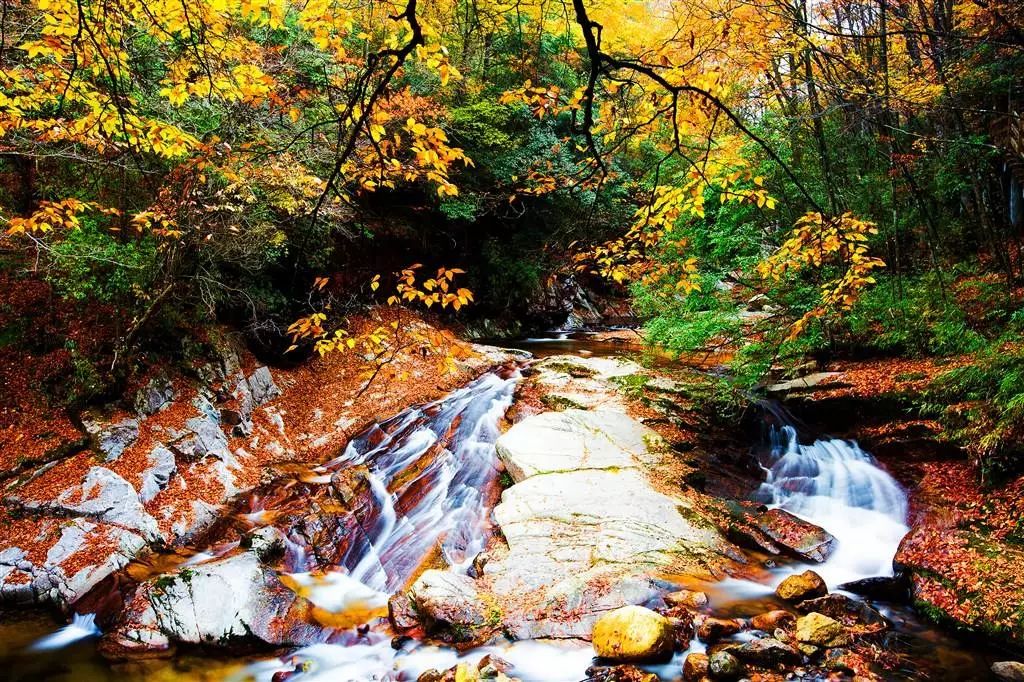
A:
[[758, 425, 910, 584], [28, 612, 100, 651]]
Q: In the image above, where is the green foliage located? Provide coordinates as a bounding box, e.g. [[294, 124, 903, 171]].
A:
[[45, 219, 158, 306]]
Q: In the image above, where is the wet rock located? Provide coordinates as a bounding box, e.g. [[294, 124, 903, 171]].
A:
[[95, 418, 140, 461], [583, 664, 658, 682], [330, 465, 370, 507], [795, 612, 852, 647], [696, 616, 743, 643], [775, 570, 827, 602], [796, 593, 886, 627], [241, 526, 286, 562], [388, 593, 419, 630], [408, 570, 489, 641], [106, 552, 318, 651], [838, 575, 908, 602], [139, 446, 177, 503], [468, 551, 489, 578], [682, 652, 710, 681], [993, 661, 1024, 681], [707, 650, 743, 680], [135, 377, 175, 416], [478, 654, 512, 678], [731, 637, 801, 666], [665, 589, 709, 609], [821, 648, 871, 676], [752, 509, 835, 563], [592, 605, 674, 662], [417, 671, 444, 682], [750, 609, 795, 632]]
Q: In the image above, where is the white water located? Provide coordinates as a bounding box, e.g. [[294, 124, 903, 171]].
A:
[[757, 425, 910, 586], [28, 612, 100, 651]]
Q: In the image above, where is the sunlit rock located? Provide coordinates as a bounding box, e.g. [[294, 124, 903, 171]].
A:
[[591, 605, 674, 662]]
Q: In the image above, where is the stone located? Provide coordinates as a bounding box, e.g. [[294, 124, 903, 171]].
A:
[[775, 570, 827, 602], [765, 372, 842, 393], [408, 570, 488, 641], [993, 661, 1024, 681], [96, 418, 140, 461], [388, 593, 419, 631], [109, 552, 318, 650], [49, 467, 160, 541], [795, 612, 852, 647], [592, 605, 674, 663], [242, 526, 286, 562], [753, 509, 835, 563], [696, 616, 743, 643], [796, 593, 886, 627], [583, 664, 658, 682], [174, 415, 229, 460], [750, 610, 795, 632], [468, 551, 489, 579], [247, 366, 281, 405], [477, 654, 512, 678], [683, 652, 710, 681], [731, 637, 801, 666], [707, 651, 743, 680], [665, 589, 709, 609], [139, 446, 177, 502], [837, 575, 908, 602], [495, 408, 656, 482], [135, 377, 175, 416]]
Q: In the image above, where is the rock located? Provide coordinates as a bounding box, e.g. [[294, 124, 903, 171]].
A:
[[45, 466, 160, 541], [752, 509, 835, 563], [495, 409, 657, 482], [732, 637, 801, 666], [583, 664, 658, 682], [478, 654, 512, 678], [417, 670, 444, 682], [765, 372, 842, 394], [993, 661, 1024, 681], [388, 593, 419, 631], [750, 610, 795, 632], [796, 593, 886, 627], [139, 446, 177, 502], [665, 589, 709, 609], [247, 366, 281, 406], [696, 616, 742, 643], [95, 418, 140, 461], [592, 605, 674, 662], [135, 377, 175, 415], [468, 551, 489, 579], [821, 648, 871, 676], [174, 414, 229, 460], [795, 612, 852, 647], [682, 653, 710, 681], [665, 615, 693, 650], [775, 570, 827, 602], [408, 570, 488, 641], [837, 575, 908, 602], [707, 650, 743, 680], [107, 552, 318, 650], [241, 526, 286, 562]]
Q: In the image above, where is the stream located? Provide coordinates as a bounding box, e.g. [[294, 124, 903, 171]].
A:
[[0, 332, 1004, 680]]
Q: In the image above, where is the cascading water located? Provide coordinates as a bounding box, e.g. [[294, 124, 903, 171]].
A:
[[757, 425, 910, 585]]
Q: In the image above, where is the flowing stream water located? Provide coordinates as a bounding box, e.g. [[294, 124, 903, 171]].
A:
[[0, 334, 1002, 680]]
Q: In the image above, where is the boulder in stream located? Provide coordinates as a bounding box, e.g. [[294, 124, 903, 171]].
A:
[[731, 636, 801, 666], [795, 612, 852, 647], [592, 605, 674, 662], [752, 508, 836, 563], [775, 570, 827, 602], [682, 652, 709, 681], [707, 650, 744, 680], [408, 570, 492, 643]]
